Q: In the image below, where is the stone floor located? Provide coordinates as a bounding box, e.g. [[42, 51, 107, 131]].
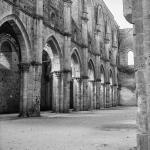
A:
[[0, 107, 137, 150]]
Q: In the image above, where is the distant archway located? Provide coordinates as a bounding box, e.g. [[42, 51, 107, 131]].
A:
[[70, 49, 81, 110], [100, 65, 106, 108], [88, 59, 96, 109], [109, 70, 113, 107], [41, 36, 61, 111], [0, 15, 30, 114]]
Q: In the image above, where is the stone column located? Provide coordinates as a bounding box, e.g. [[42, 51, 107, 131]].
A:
[[59, 72, 64, 113], [117, 84, 121, 106], [95, 28, 101, 109], [100, 83, 105, 108], [105, 82, 110, 108], [62, 71, 71, 113], [95, 25, 101, 109], [88, 81, 93, 110], [63, 0, 72, 113], [72, 78, 77, 111], [56, 71, 62, 113], [28, 63, 42, 117], [82, 78, 88, 111], [93, 81, 97, 110], [123, 0, 150, 148], [136, 0, 150, 149], [77, 78, 83, 111], [81, 0, 89, 111], [50, 71, 61, 113], [18, 62, 30, 117], [109, 84, 113, 107], [80, 79, 84, 111], [113, 84, 118, 107], [96, 80, 101, 109], [34, 0, 43, 62], [26, 0, 43, 117]]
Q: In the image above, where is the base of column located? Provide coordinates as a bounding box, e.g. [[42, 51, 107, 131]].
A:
[[18, 112, 29, 118], [106, 103, 110, 108], [137, 133, 149, 150]]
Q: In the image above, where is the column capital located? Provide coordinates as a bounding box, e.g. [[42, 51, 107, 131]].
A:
[[81, 44, 88, 49], [113, 83, 118, 87], [31, 61, 42, 66], [95, 79, 101, 82], [62, 69, 72, 74], [105, 82, 110, 85], [63, 0, 72, 4], [88, 80, 95, 83], [53, 71, 62, 78], [81, 75, 89, 79], [18, 62, 30, 72], [73, 77, 82, 82], [104, 33, 111, 43], [95, 24, 102, 33], [81, 14, 88, 22]]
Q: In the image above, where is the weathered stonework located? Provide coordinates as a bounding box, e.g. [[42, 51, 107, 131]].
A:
[[119, 28, 136, 106], [0, 0, 121, 117], [123, 0, 150, 149]]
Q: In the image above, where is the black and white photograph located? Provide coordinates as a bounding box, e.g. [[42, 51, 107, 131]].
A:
[[0, 0, 147, 149]]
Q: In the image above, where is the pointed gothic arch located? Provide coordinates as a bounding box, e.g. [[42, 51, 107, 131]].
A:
[[41, 36, 62, 112], [70, 48, 81, 110], [88, 59, 95, 81], [0, 14, 31, 115]]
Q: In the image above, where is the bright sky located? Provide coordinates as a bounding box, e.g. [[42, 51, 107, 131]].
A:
[[103, 0, 132, 29]]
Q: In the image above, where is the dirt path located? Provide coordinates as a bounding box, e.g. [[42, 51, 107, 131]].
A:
[[0, 107, 137, 150]]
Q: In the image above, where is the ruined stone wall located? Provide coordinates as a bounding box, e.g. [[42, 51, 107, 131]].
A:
[[123, 0, 150, 149], [0, 0, 120, 115], [119, 28, 136, 106]]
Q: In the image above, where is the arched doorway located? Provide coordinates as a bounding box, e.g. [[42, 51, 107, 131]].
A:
[[100, 66, 105, 108], [0, 15, 30, 115], [0, 35, 20, 113], [41, 50, 52, 110], [41, 37, 61, 112], [88, 60, 95, 110], [109, 70, 113, 107], [70, 50, 81, 110]]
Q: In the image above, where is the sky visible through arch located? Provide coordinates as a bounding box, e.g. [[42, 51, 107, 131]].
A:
[[103, 0, 134, 65], [103, 0, 133, 29]]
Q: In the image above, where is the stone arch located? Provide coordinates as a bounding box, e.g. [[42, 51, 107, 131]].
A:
[[46, 35, 63, 57], [0, 15, 31, 115], [70, 48, 81, 110], [71, 48, 81, 78], [109, 69, 114, 107], [41, 36, 62, 112], [44, 35, 62, 72], [88, 59, 96, 109], [88, 59, 95, 81], [109, 69, 114, 85], [100, 65, 106, 83], [100, 65, 106, 107], [0, 14, 31, 62]]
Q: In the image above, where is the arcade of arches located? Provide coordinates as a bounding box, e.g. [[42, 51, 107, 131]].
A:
[[0, 0, 122, 117]]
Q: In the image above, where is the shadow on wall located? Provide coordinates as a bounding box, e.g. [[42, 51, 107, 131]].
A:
[[120, 87, 136, 106], [119, 72, 136, 106]]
